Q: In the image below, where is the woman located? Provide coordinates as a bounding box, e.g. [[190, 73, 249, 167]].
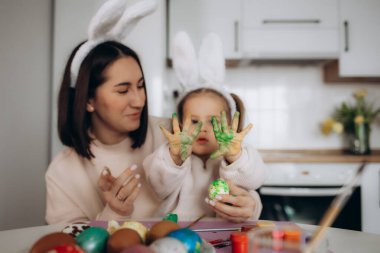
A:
[[45, 41, 167, 224]]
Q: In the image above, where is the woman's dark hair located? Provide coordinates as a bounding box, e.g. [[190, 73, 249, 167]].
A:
[[177, 88, 245, 132], [58, 41, 149, 159]]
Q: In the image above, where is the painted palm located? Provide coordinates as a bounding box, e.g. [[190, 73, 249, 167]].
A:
[[160, 113, 202, 161], [211, 111, 253, 159]]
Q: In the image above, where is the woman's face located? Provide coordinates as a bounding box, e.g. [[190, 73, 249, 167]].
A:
[[183, 92, 228, 157], [88, 56, 146, 144]]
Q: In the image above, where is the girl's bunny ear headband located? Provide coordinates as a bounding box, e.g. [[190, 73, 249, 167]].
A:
[[172, 31, 236, 117], [70, 0, 158, 88]]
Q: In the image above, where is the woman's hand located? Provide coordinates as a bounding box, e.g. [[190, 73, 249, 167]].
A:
[[205, 180, 257, 223], [211, 111, 252, 163], [98, 165, 141, 216], [160, 112, 202, 165]]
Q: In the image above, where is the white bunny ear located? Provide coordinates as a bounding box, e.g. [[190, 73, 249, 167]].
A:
[[172, 31, 199, 88], [198, 33, 225, 85], [88, 0, 127, 40], [70, 0, 157, 88], [110, 0, 158, 40]]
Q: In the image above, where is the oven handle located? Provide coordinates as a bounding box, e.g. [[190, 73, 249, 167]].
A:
[[259, 187, 342, 197]]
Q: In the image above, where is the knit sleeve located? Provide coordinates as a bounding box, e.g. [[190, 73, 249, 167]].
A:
[[219, 146, 268, 190], [143, 143, 191, 200]]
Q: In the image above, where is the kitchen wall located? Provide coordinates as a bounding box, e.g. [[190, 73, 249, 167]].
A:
[[0, 0, 51, 230], [164, 65, 380, 150], [1, 0, 379, 230]]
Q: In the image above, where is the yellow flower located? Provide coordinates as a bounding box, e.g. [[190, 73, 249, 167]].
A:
[[321, 118, 334, 135], [354, 115, 365, 124], [354, 89, 367, 99], [332, 122, 344, 134]]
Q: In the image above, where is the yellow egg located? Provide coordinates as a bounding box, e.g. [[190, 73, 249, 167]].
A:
[[120, 221, 148, 242]]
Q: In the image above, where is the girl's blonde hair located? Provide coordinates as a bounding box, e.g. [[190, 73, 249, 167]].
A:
[[177, 88, 245, 132]]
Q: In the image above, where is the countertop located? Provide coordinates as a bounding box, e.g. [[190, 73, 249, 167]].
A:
[[259, 149, 380, 163]]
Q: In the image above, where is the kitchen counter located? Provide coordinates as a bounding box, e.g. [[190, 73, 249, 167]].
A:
[[259, 149, 380, 163]]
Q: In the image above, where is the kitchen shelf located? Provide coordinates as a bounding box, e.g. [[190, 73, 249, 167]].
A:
[[259, 149, 380, 163]]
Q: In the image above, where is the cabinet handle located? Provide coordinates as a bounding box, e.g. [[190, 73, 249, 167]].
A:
[[262, 19, 320, 24], [234, 20, 239, 52], [344, 21, 349, 52]]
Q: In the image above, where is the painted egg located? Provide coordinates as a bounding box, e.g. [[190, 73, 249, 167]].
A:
[[29, 232, 76, 253], [121, 245, 155, 253], [47, 244, 85, 253], [146, 220, 180, 244], [167, 228, 202, 253], [62, 222, 90, 238], [76, 227, 109, 253], [208, 178, 229, 200], [120, 221, 148, 242], [107, 228, 142, 253], [149, 237, 187, 253]]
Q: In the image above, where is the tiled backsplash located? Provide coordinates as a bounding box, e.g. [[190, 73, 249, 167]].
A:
[[161, 64, 380, 149]]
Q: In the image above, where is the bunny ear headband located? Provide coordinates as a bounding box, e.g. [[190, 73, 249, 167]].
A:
[[172, 31, 236, 117], [70, 0, 158, 88]]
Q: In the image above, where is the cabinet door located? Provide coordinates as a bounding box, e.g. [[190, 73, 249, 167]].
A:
[[168, 0, 242, 59], [339, 0, 380, 77], [241, 0, 339, 59], [361, 163, 380, 234]]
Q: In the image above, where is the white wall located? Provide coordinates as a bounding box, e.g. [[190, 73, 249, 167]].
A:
[[0, 0, 51, 230], [165, 65, 380, 150]]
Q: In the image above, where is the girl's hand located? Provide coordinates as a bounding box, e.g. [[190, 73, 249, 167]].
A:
[[160, 113, 202, 164], [211, 111, 252, 162], [205, 180, 256, 223], [98, 165, 141, 216]]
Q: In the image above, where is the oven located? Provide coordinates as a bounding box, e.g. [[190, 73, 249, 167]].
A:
[[259, 163, 361, 231]]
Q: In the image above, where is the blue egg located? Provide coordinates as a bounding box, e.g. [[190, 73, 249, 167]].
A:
[[76, 227, 109, 253], [167, 228, 202, 253]]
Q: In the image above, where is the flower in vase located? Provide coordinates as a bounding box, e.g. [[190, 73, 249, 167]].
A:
[[320, 89, 380, 155]]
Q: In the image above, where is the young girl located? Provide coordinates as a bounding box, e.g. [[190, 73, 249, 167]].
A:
[[143, 32, 267, 222]]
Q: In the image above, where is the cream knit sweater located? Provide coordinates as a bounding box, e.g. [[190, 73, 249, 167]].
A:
[[45, 116, 168, 224], [143, 143, 268, 220]]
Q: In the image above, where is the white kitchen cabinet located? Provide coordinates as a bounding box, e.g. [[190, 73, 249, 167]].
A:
[[338, 0, 380, 77], [241, 0, 339, 59], [361, 163, 380, 234], [167, 0, 242, 59]]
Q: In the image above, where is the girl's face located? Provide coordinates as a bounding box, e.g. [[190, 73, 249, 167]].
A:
[[183, 92, 228, 157], [88, 56, 146, 144]]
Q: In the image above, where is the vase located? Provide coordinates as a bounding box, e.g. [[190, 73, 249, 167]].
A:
[[347, 123, 371, 155]]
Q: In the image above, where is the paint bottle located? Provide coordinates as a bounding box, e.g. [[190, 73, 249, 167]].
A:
[[230, 232, 248, 253]]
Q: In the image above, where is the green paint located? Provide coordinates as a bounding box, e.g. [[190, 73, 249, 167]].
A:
[[211, 112, 235, 159], [172, 112, 177, 118], [178, 121, 202, 161], [208, 179, 229, 199]]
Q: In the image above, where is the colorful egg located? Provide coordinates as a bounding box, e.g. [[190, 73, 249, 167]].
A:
[[47, 244, 85, 253], [62, 222, 90, 238], [29, 232, 76, 253], [120, 221, 148, 242], [107, 228, 142, 253], [146, 220, 180, 244], [121, 245, 155, 253], [149, 237, 187, 253], [167, 228, 202, 253], [208, 178, 229, 200], [76, 227, 109, 253]]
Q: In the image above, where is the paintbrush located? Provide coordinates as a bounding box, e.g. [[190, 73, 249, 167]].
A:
[[303, 162, 366, 253], [186, 214, 207, 229]]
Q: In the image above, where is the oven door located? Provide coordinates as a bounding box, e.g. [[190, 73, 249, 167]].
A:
[[259, 186, 361, 231]]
